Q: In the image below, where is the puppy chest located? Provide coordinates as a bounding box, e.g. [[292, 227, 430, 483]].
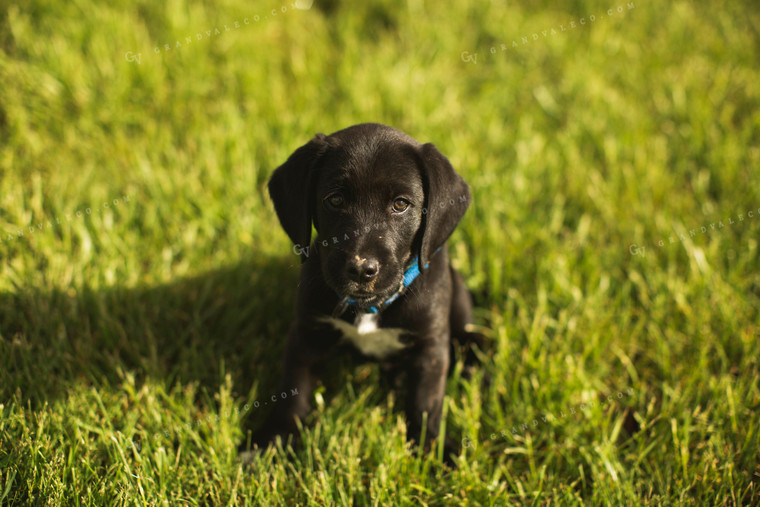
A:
[[322, 313, 409, 359]]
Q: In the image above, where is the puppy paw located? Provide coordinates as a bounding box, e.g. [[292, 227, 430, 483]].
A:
[[441, 435, 460, 467]]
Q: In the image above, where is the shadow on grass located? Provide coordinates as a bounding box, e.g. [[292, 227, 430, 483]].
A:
[[0, 254, 300, 422], [0, 250, 489, 450]]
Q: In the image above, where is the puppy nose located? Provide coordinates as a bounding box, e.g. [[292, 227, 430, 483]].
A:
[[346, 256, 379, 283]]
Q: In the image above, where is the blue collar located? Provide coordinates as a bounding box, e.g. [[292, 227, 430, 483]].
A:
[[332, 253, 434, 317]]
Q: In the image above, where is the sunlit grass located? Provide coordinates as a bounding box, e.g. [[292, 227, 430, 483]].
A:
[[1, 0, 759, 504]]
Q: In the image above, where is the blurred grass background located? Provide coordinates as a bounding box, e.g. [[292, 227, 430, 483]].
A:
[[1, 0, 759, 504]]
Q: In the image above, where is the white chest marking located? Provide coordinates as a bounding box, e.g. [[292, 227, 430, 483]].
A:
[[320, 314, 410, 359]]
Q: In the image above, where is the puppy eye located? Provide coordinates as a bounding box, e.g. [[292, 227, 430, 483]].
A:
[[392, 198, 410, 213], [325, 193, 344, 209]]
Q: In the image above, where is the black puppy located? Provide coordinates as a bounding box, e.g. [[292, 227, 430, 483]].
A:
[[248, 123, 477, 460]]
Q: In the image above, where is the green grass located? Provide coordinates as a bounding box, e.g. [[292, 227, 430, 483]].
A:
[[1, 0, 759, 504]]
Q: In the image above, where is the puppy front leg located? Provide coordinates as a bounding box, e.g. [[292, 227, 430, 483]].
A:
[[405, 337, 450, 453], [250, 331, 316, 448]]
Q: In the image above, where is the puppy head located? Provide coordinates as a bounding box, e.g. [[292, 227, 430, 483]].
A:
[[268, 123, 470, 309]]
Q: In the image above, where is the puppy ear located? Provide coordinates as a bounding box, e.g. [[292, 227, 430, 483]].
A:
[[417, 143, 471, 267], [268, 134, 328, 261]]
